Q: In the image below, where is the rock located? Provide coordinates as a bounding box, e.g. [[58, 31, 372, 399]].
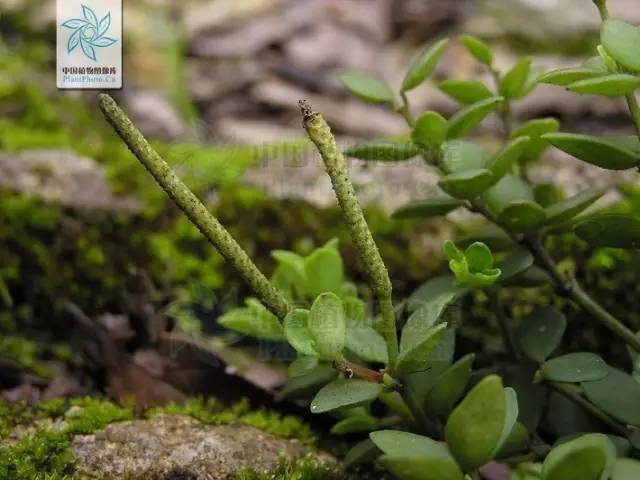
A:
[[0, 149, 139, 212], [71, 415, 326, 479], [125, 90, 188, 141]]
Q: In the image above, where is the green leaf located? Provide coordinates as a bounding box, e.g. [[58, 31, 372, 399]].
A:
[[537, 68, 605, 86], [438, 79, 493, 105], [582, 368, 640, 426], [271, 250, 307, 297], [447, 96, 504, 139], [442, 140, 488, 173], [371, 431, 464, 480], [485, 174, 534, 215], [496, 247, 534, 283], [396, 323, 448, 375], [540, 353, 609, 383], [401, 292, 455, 353], [488, 136, 531, 182], [402, 38, 449, 91], [601, 20, 640, 72], [218, 300, 284, 340], [288, 356, 319, 377], [543, 133, 640, 170], [499, 58, 532, 99], [345, 323, 388, 364], [511, 118, 560, 163], [331, 415, 377, 435], [583, 56, 608, 72], [458, 35, 493, 65], [439, 169, 495, 199], [275, 364, 337, 401], [310, 378, 383, 413], [283, 309, 318, 356], [498, 201, 547, 232], [575, 214, 640, 249], [407, 274, 468, 313], [343, 439, 381, 469], [308, 293, 346, 359], [344, 140, 419, 162], [304, 246, 344, 298], [392, 197, 464, 220], [425, 353, 475, 416], [567, 74, 640, 97], [340, 72, 394, 103], [541, 433, 615, 480], [612, 458, 640, 480], [516, 307, 567, 363], [412, 111, 448, 150], [492, 387, 520, 456], [445, 375, 507, 472], [444, 240, 501, 288], [545, 190, 604, 226], [497, 422, 529, 458], [465, 242, 494, 271]]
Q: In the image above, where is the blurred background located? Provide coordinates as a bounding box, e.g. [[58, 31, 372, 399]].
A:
[[1, 0, 640, 409]]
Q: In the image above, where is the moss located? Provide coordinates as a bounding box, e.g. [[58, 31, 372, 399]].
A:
[[235, 455, 350, 480], [65, 398, 134, 435], [147, 397, 316, 446]]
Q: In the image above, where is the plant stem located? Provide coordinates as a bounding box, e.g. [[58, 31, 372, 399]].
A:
[[98, 94, 292, 319], [334, 360, 384, 383], [549, 381, 631, 437], [397, 92, 416, 127], [594, 0, 609, 20], [300, 101, 399, 367]]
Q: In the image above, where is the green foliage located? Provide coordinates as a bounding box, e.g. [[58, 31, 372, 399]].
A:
[[235, 455, 349, 480], [65, 397, 134, 435], [339, 73, 394, 104], [443, 241, 501, 288]]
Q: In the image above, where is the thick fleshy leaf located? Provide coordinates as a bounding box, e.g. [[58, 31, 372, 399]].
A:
[[499, 58, 532, 99], [438, 79, 493, 105], [407, 275, 468, 313], [543, 133, 639, 170], [310, 379, 382, 413], [343, 439, 381, 469], [401, 293, 455, 353], [439, 169, 495, 199], [304, 245, 344, 297], [465, 242, 493, 271], [288, 356, 319, 377], [218, 300, 284, 340], [442, 140, 487, 173], [485, 174, 534, 214], [540, 353, 609, 383], [541, 433, 615, 480], [511, 117, 560, 162], [444, 240, 501, 288], [445, 375, 506, 471], [488, 136, 531, 182], [308, 293, 346, 359], [402, 38, 450, 91], [284, 309, 318, 356], [412, 111, 448, 150], [544, 190, 604, 226], [331, 415, 377, 434], [340, 72, 394, 103], [601, 20, 640, 72], [582, 368, 640, 426], [275, 364, 337, 401], [371, 431, 464, 480], [506, 365, 547, 432], [574, 214, 640, 249], [492, 387, 519, 456], [425, 353, 475, 416], [497, 422, 529, 458], [538, 68, 605, 86], [458, 35, 493, 65], [567, 74, 640, 97], [396, 323, 448, 375], [497, 201, 546, 232], [392, 197, 465, 220], [345, 323, 388, 364], [344, 140, 419, 162], [612, 458, 640, 480], [447, 96, 504, 139], [583, 56, 608, 72], [496, 248, 534, 283], [516, 307, 567, 363]]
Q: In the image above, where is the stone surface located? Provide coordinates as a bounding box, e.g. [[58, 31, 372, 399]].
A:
[[0, 149, 139, 212], [72, 415, 323, 479]]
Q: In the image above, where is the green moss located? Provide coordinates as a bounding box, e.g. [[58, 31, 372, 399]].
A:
[[235, 455, 349, 480], [147, 397, 316, 446], [65, 398, 134, 435]]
